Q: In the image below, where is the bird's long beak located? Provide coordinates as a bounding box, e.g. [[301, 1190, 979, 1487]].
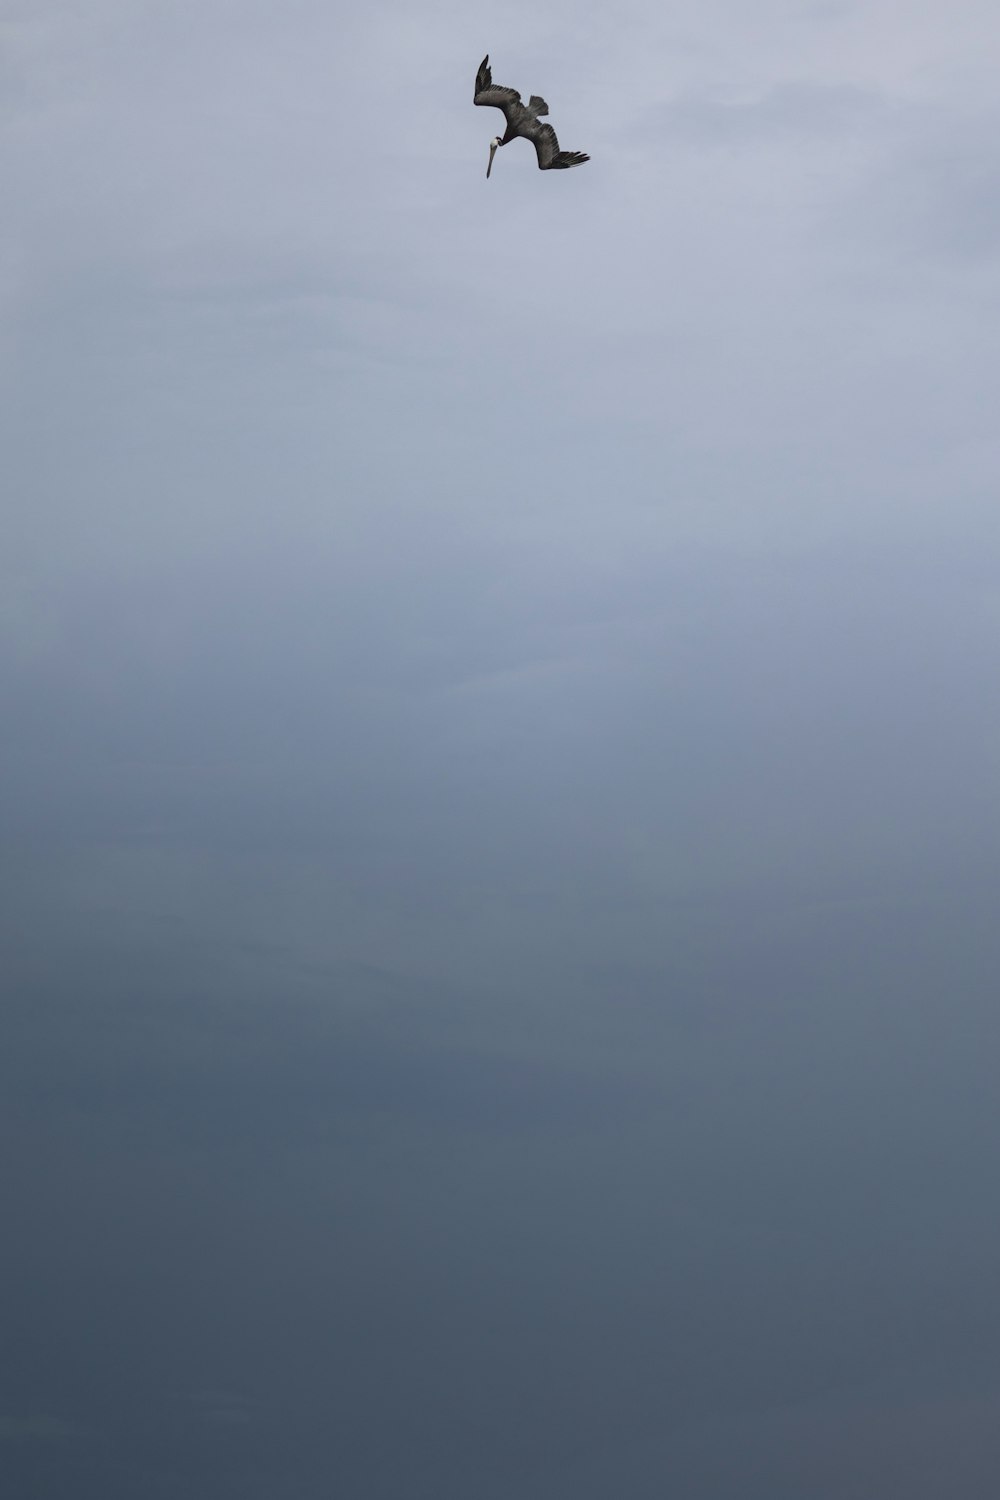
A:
[[487, 141, 497, 179]]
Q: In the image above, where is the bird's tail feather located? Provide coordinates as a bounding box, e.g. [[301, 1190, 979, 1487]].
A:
[[527, 94, 549, 116]]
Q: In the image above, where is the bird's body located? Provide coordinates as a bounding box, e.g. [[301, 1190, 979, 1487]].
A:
[[474, 55, 590, 177]]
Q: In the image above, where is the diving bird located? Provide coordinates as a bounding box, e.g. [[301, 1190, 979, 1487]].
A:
[[475, 55, 590, 178]]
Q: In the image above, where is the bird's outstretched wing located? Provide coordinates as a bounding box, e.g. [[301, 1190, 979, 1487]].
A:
[[474, 55, 521, 125], [531, 122, 590, 171]]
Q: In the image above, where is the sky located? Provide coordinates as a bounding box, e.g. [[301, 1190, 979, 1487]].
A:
[[3, 0, 1000, 1494]]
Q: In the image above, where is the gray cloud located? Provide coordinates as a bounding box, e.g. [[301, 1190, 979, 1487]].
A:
[[4, 2, 1000, 1496]]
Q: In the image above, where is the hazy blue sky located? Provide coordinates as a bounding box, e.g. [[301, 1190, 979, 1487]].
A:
[[4, 2, 1000, 1495]]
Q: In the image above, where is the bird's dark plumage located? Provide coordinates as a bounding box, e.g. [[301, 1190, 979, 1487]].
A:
[[474, 55, 590, 173]]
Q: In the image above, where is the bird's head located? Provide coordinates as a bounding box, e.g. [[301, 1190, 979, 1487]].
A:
[[486, 136, 502, 178]]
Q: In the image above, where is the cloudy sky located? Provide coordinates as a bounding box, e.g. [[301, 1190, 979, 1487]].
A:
[[4, 1, 1000, 1494]]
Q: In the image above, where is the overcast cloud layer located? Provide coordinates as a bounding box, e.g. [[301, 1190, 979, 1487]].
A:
[[4, 2, 1000, 1496]]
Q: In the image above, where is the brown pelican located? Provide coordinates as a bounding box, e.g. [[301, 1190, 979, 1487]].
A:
[[475, 55, 590, 179]]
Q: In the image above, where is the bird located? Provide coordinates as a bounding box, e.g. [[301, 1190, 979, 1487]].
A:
[[474, 55, 590, 179]]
